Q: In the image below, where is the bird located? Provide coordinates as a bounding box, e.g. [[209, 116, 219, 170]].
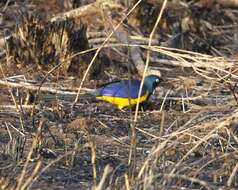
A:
[[93, 75, 162, 109]]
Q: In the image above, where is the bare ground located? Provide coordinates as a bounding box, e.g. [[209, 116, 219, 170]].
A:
[[0, 1, 238, 190]]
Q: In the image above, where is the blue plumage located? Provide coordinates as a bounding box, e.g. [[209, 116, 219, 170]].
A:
[[93, 75, 162, 108], [96, 80, 148, 99]]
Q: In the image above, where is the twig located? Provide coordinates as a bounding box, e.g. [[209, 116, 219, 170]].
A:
[[73, 0, 143, 104], [5, 122, 12, 141], [159, 89, 171, 112], [0, 104, 39, 110], [16, 120, 44, 190], [134, 0, 168, 121], [164, 110, 238, 185], [96, 165, 112, 190], [227, 162, 238, 186], [51, 0, 122, 22], [0, 64, 25, 131], [6, 122, 25, 137], [0, 78, 93, 95]]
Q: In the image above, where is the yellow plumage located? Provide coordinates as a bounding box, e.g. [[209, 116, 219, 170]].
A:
[[96, 92, 149, 109]]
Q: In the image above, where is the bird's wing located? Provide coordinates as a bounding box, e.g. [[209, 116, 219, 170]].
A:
[[95, 80, 148, 99]]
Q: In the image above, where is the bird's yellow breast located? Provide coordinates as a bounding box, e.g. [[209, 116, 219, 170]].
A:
[[96, 92, 149, 109]]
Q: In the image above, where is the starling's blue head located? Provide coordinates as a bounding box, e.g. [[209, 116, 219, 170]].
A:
[[144, 75, 162, 94]]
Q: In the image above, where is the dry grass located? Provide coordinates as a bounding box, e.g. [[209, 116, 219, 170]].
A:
[[0, 0, 238, 190]]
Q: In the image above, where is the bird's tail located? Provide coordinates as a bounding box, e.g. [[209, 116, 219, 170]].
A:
[[81, 88, 98, 97], [81, 88, 94, 93]]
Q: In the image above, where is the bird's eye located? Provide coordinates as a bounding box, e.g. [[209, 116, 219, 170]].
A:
[[156, 79, 160, 83]]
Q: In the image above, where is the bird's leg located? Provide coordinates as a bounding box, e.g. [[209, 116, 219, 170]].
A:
[[118, 106, 128, 113], [139, 102, 150, 111]]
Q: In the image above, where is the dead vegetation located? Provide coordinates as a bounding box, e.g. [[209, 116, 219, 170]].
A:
[[0, 0, 238, 189]]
